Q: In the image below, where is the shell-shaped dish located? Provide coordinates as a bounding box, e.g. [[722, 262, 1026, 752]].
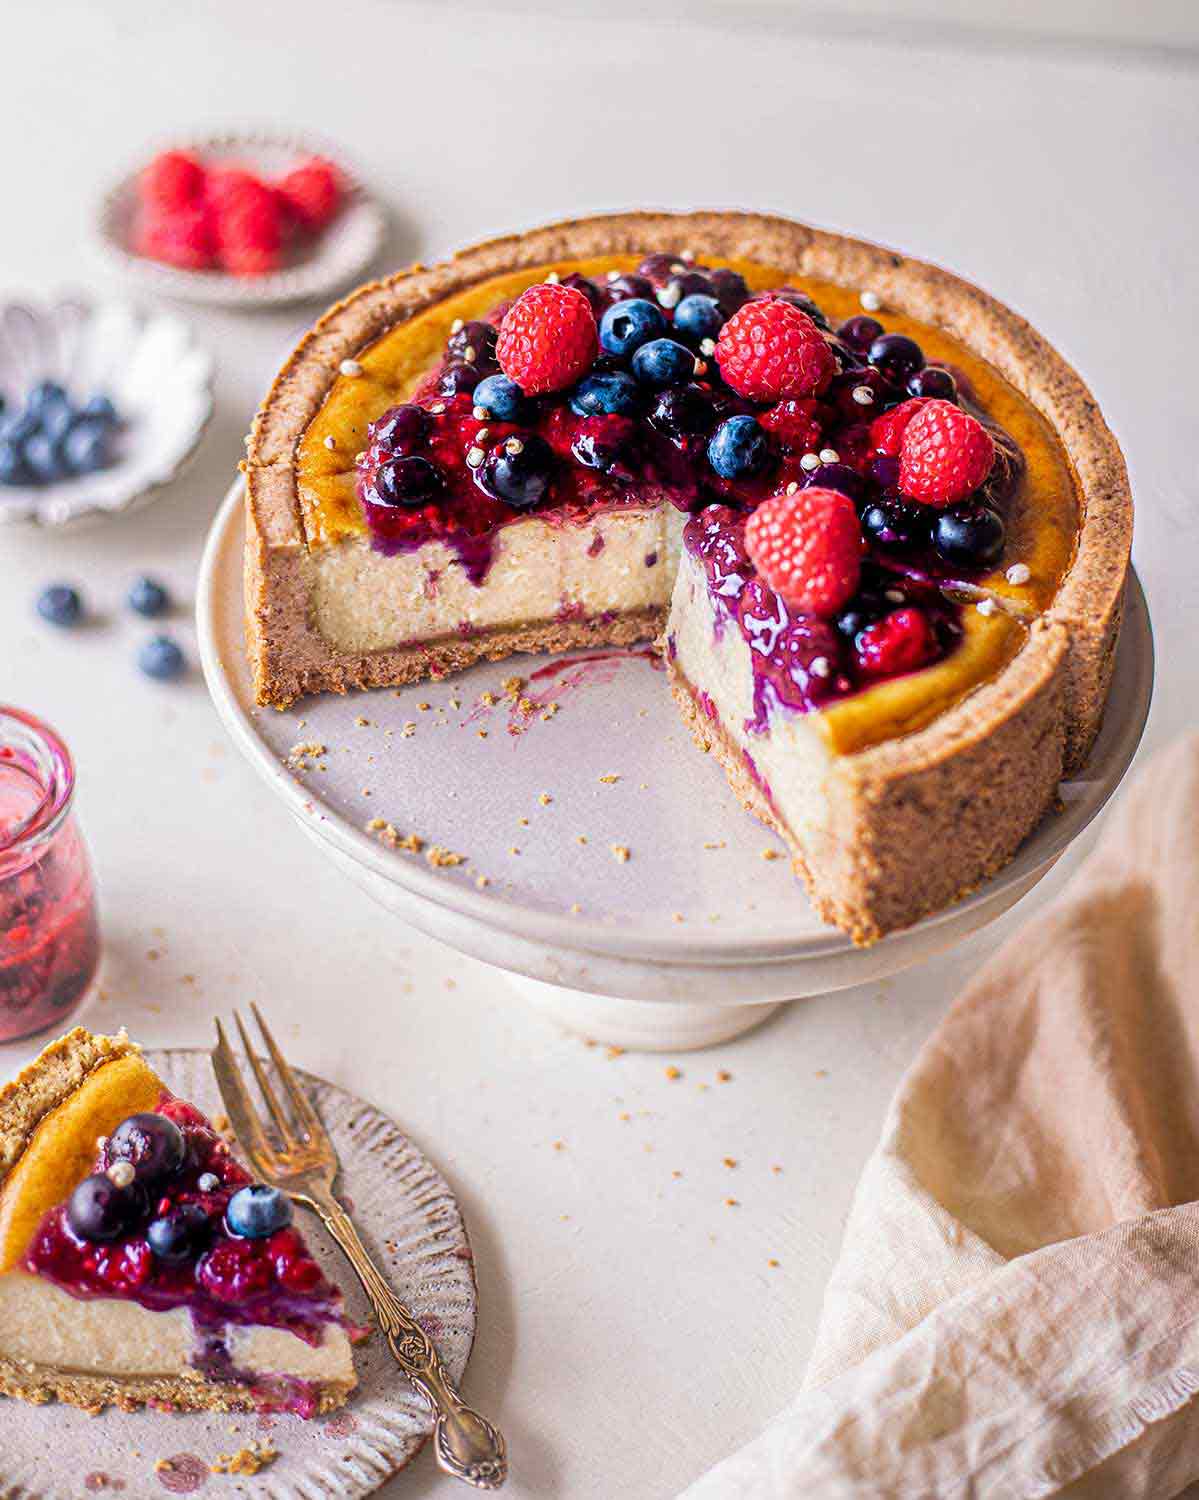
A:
[[0, 296, 213, 527], [95, 128, 387, 307]]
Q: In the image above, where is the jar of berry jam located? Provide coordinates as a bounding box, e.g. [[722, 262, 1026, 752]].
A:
[[0, 707, 100, 1041]]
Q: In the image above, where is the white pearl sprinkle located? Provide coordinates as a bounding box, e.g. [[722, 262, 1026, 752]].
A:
[[429, 403, 446, 415], [107, 1160, 135, 1188], [322, 435, 336, 450], [885, 588, 905, 604], [475, 427, 490, 443], [818, 448, 839, 465], [1006, 562, 1031, 586], [545, 271, 560, 284], [450, 318, 465, 335], [670, 261, 687, 274], [799, 453, 821, 472], [505, 437, 524, 455], [860, 290, 882, 312], [339, 359, 363, 378], [467, 446, 486, 468], [851, 385, 875, 405], [976, 597, 997, 617], [657, 282, 682, 309], [699, 337, 716, 357], [680, 249, 696, 263], [472, 405, 488, 421], [810, 656, 831, 679], [463, 346, 477, 364], [198, 1172, 220, 1192], [606, 270, 620, 283], [785, 481, 799, 495]]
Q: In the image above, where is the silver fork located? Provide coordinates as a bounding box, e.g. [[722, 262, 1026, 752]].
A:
[[212, 1004, 507, 1490]]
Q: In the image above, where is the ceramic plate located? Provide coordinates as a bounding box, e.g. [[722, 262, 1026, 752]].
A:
[[95, 130, 386, 308], [0, 1048, 478, 1499]]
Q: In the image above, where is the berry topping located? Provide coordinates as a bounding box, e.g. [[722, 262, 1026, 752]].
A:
[[860, 496, 931, 552], [496, 283, 598, 394], [631, 338, 696, 389], [868, 332, 925, 384], [571, 415, 638, 479], [148, 1203, 211, 1264], [226, 1184, 294, 1240], [838, 315, 884, 351], [707, 414, 770, 480], [438, 362, 482, 398], [197, 1239, 274, 1303], [715, 299, 835, 402], [372, 455, 442, 507], [473, 374, 527, 423], [36, 584, 82, 627], [598, 298, 668, 359], [569, 371, 642, 418], [137, 635, 186, 681], [706, 267, 752, 315], [604, 272, 655, 303], [933, 501, 1006, 567], [446, 320, 498, 368], [672, 294, 724, 346], [275, 156, 342, 233], [855, 607, 938, 677], [481, 434, 555, 509], [759, 398, 827, 455], [108, 1113, 187, 1184], [801, 461, 865, 503], [744, 487, 863, 618], [907, 365, 958, 401], [868, 397, 931, 457], [67, 1172, 144, 1243], [898, 399, 995, 506], [368, 403, 430, 452], [650, 385, 717, 440]]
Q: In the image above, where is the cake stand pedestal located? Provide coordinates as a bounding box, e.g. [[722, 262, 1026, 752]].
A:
[[199, 479, 1153, 1053]]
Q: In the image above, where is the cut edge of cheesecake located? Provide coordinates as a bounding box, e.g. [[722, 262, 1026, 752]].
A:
[[243, 209, 1131, 774], [0, 1028, 356, 1416]]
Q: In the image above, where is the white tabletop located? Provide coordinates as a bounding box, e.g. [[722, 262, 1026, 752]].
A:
[[1, 5, 1193, 1495]]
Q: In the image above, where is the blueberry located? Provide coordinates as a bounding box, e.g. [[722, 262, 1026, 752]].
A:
[[802, 462, 865, 503], [1, 410, 40, 446], [838, 315, 884, 351], [706, 268, 751, 315], [603, 273, 655, 303], [128, 576, 170, 618], [707, 414, 770, 480], [40, 395, 77, 443], [631, 338, 696, 389], [23, 431, 66, 484], [569, 371, 642, 418], [438, 361, 481, 398], [373, 455, 442, 507], [369, 403, 429, 452], [26, 380, 67, 415], [599, 298, 667, 359], [482, 434, 555, 510], [0, 438, 28, 486], [472, 374, 528, 423], [79, 393, 119, 425], [933, 502, 1006, 567], [868, 333, 925, 383], [649, 385, 716, 439], [672, 294, 724, 346], [62, 419, 113, 475], [571, 415, 638, 480], [67, 1172, 144, 1242], [907, 366, 958, 401], [36, 584, 82, 626], [226, 1183, 293, 1239], [446, 319, 497, 367], [860, 497, 930, 552], [137, 635, 186, 681], [148, 1203, 211, 1263], [109, 1113, 187, 1183]]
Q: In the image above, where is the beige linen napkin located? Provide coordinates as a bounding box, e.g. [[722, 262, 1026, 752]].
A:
[[682, 733, 1199, 1499]]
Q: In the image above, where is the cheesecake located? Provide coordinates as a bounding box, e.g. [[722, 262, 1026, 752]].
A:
[[0, 1027, 356, 1415], [244, 211, 1131, 942]]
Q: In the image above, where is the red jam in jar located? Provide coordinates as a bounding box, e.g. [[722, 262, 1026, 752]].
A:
[[0, 707, 100, 1041]]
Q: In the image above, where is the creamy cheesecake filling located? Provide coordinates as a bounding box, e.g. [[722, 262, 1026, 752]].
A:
[[0, 1270, 354, 1383], [311, 505, 684, 652]]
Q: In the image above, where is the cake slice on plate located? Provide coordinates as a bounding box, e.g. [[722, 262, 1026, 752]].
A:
[[0, 1027, 356, 1415]]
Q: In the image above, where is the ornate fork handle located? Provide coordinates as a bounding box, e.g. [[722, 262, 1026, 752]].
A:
[[303, 1188, 507, 1489]]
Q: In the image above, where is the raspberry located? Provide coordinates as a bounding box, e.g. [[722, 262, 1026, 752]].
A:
[[899, 399, 995, 506], [868, 397, 930, 457], [212, 176, 283, 276], [276, 156, 342, 233], [758, 398, 828, 455], [135, 203, 216, 270], [140, 151, 206, 214], [715, 299, 835, 402], [496, 283, 598, 395], [855, 608, 938, 677], [744, 487, 862, 618]]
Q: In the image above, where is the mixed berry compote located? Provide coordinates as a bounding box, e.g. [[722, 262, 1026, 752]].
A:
[[352, 253, 1023, 706], [0, 708, 99, 1042]]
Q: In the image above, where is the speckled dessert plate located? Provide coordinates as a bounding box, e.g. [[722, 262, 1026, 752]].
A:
[[198, 477, 1153, 1011], [0, 1048, 477, 1500]]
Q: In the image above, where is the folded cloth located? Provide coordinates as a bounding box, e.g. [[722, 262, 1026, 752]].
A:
[[681, 733, 1199, 1499]]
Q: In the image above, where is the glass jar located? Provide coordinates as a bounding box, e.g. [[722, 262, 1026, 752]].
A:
[[0, 707, 100, 1041]]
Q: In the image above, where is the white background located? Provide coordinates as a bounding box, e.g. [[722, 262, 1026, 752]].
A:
[[0, 4, 1195, 1495]]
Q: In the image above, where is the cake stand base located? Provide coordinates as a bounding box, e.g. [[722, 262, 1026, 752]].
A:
[[503, 971, 783, 1051]]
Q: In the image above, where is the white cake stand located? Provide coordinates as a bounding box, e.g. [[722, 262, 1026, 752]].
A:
[[198, 479, 1153, 1050]]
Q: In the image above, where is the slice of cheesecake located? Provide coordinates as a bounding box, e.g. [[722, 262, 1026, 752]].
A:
[[0, 1028, 356, 1416]]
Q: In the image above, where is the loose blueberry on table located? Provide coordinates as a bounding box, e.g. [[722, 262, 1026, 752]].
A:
[[351, 254, 1024, 707]]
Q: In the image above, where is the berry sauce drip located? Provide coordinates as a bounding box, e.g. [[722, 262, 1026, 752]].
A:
[[24, 1094, 344, 1348], [353, 254, 1024, 698]]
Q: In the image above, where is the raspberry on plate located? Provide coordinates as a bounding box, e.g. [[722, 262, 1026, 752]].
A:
[[868, 396, 930, 457], [715, 299, 836, 402], [744, 486, 863, 618], [496, 282, 598, 395], [276, 156, 342, 233], [140, 151, 206, 214], [212, 176, 283, 276], [898, 399, 995, 506], [135, 202, 216, 270]]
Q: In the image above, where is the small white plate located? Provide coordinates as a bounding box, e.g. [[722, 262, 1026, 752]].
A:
[[0, 1047, 478, 1500], [95, 129, 386, 308], [0, 296, 213, 528]]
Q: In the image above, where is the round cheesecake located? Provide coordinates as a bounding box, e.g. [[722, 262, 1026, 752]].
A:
[[244, 211, 1132, 942]]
